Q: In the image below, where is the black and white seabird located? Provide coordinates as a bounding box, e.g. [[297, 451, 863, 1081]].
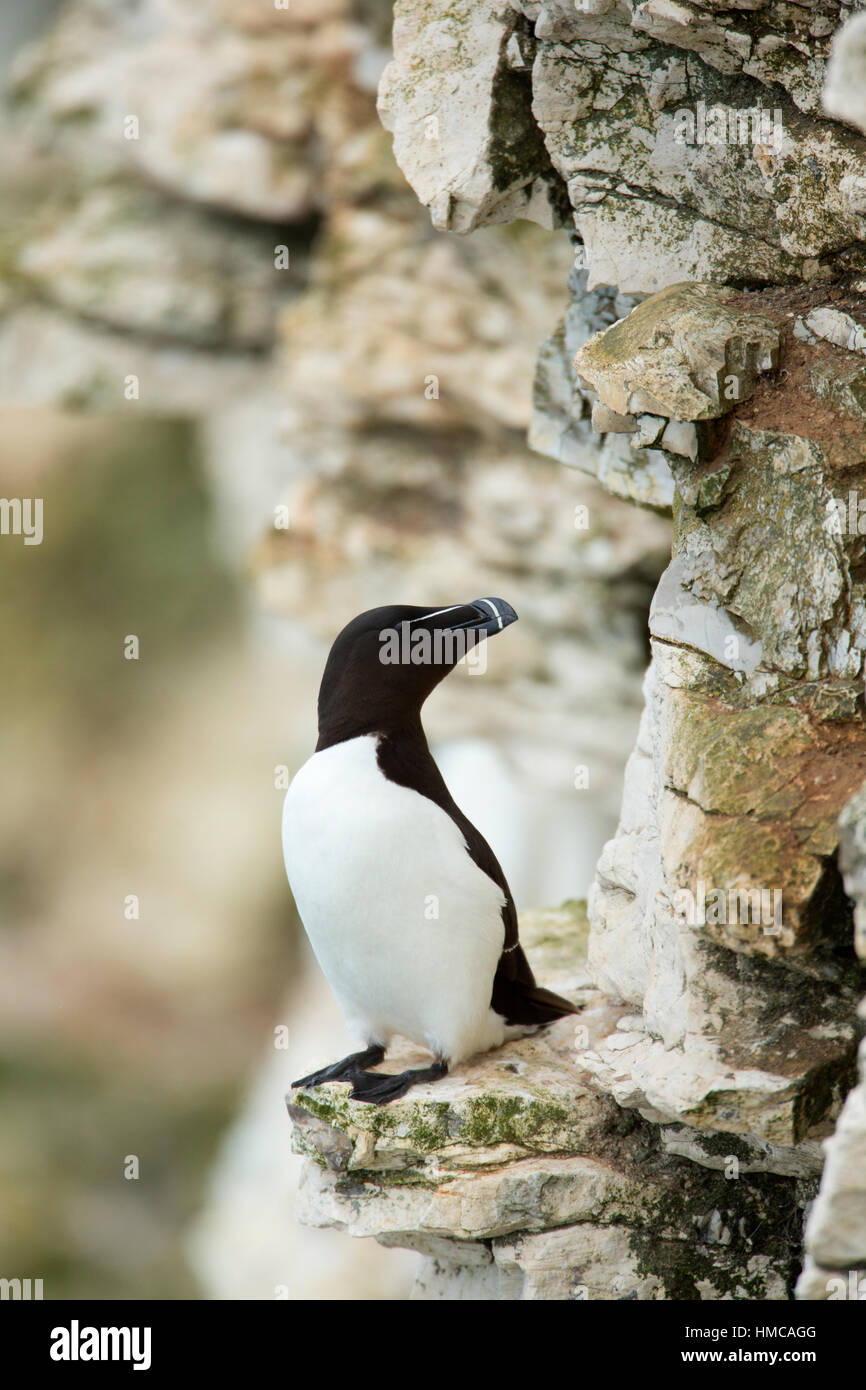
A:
[[282, 598, 576, 1105]]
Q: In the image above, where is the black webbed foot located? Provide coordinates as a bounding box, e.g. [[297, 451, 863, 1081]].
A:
[[292, 1044, 386, 1089], [348, 1060, 448, 1105]]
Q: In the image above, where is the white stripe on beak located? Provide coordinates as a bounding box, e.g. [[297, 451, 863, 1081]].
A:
[[408, 605, 463, 625], [475, 598, 503, 631]]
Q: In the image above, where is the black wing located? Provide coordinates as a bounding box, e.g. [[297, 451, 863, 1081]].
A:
[[453, 806, 577, 1025], [376, 729, 577, 1025]]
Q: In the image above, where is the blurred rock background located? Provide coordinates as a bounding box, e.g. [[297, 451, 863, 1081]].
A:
[[0, 0, 669, 1299]]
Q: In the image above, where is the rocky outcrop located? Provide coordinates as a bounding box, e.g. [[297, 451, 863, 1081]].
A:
[[528, 264, 673, 509], [580, 282, 866, 1158], [379, 0, 866, 511], [574, 283, 781, 427], [286, 0, 866, 1299], [291, 906, 810, 1300], [380, 0, 866, 292], [378, 1, 566, 233], [257, 207, 670, 833]]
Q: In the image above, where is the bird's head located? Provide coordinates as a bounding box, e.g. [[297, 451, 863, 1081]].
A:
[[316, 598, 518, 748]]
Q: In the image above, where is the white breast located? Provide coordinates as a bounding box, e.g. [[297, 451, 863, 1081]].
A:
[[282, 735, 507, 1063]]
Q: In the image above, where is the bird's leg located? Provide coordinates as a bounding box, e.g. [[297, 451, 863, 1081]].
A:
[[292, 1044, 386, 1089], [348, 1059, 448, 1105]]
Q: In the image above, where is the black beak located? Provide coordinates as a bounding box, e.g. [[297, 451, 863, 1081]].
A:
[[394, 599, 518, 671], [402, 599, 518, 664], [441, 597, 518, 638]]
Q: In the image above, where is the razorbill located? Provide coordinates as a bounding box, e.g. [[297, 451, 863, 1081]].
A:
[[282, 598, 576, 1105]]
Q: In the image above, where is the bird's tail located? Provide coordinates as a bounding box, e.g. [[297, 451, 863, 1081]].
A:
[[505, 981, 578, 1026]]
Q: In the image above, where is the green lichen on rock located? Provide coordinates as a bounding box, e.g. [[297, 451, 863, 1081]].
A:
[[628, 1168, 812, 1300]]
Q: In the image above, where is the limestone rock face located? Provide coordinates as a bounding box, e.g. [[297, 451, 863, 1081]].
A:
[[587, 660, 861, 1140], [374, 0, 866, 535], [796, 787, 866, 1300], [584, 281, 866, 1147], [528, 264, 676, 511], [291, 907, 811, 1300], [380, 0, 866, 293], [377, 0, 565, 233], [574, 283, 781, 422]]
